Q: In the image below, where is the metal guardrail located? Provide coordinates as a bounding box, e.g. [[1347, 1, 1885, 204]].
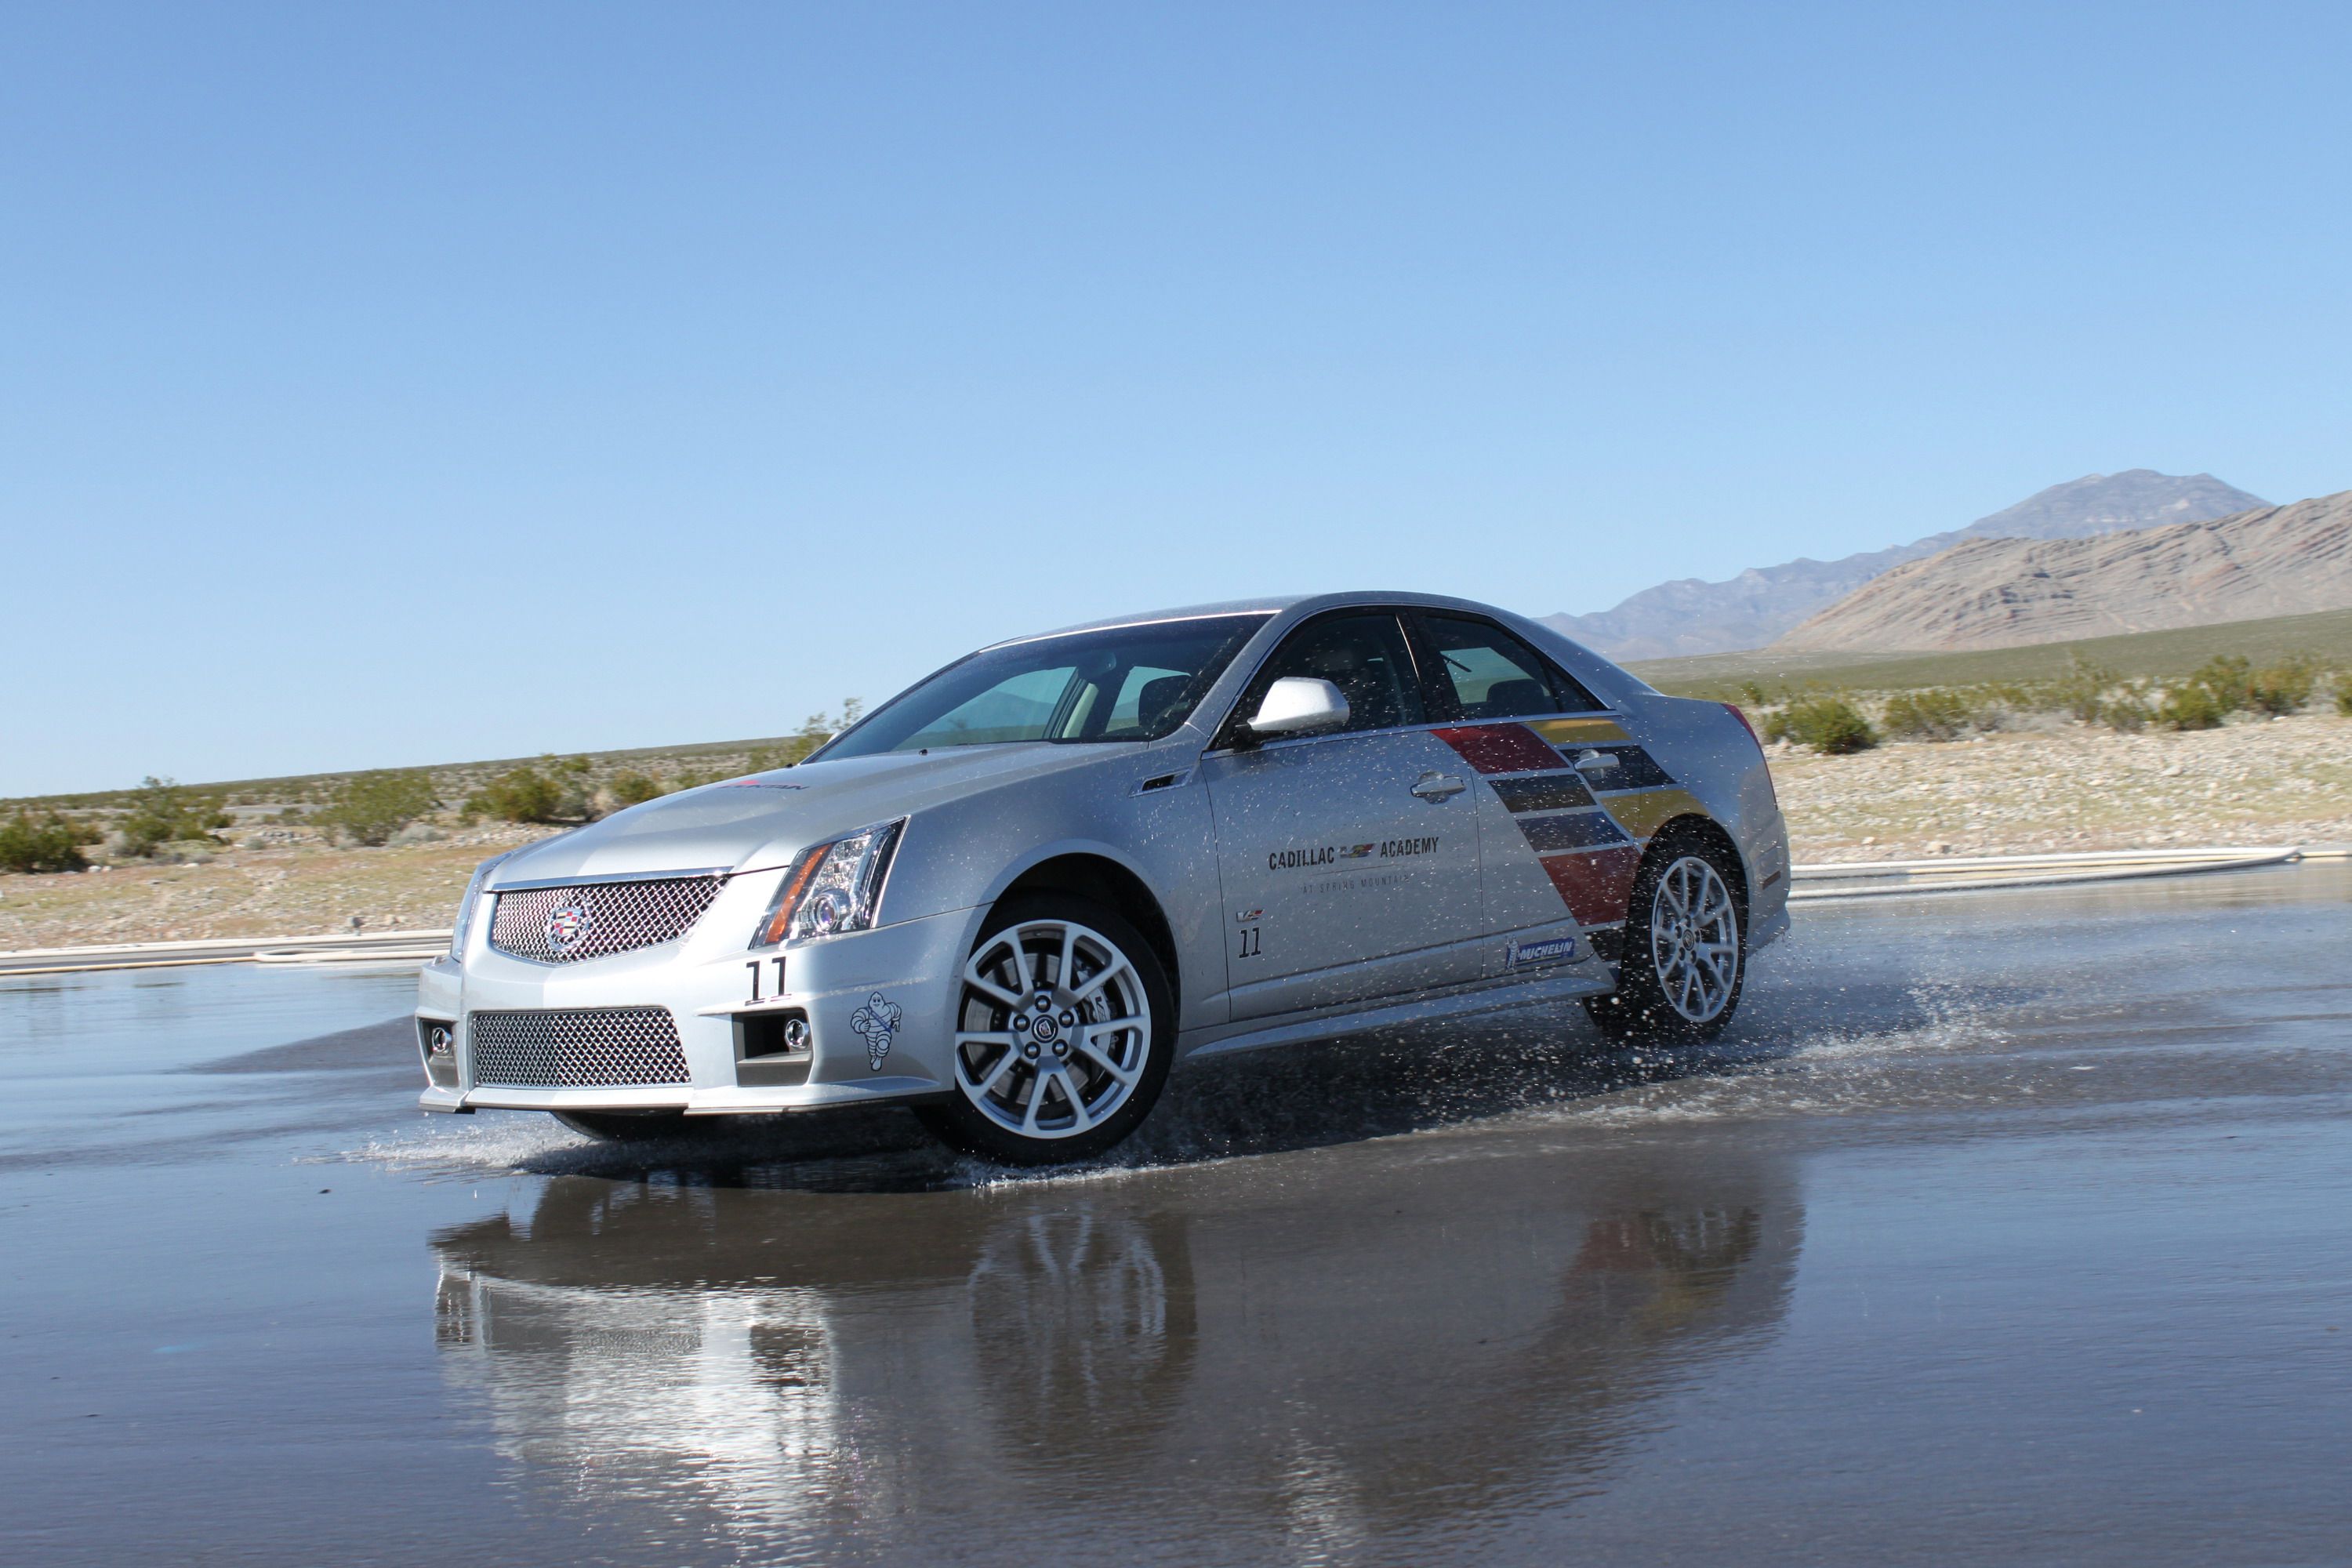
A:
[[3, 845, 2345, 975], [0, 929, 452, 977], [1786, 846, 2310, 902]]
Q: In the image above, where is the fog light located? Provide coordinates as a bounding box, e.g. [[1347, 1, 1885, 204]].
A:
[[418, 1018, 459, 1089]]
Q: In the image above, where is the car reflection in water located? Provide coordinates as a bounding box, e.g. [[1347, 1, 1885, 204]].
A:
[[432, 1147, 1801, 1557]]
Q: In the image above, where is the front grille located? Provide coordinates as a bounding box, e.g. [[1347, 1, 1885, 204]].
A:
[[469, 1007, 691, 1088], [489, 875, 724, 964]]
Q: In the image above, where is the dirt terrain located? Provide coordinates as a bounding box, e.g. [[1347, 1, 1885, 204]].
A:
[[5, 713, 2348, 951], [0, 825, 561, 951], [1773, 710, 2352, 860]]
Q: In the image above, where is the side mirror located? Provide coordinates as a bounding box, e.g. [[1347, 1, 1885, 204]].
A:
[[1248, 677, 1351, 737]]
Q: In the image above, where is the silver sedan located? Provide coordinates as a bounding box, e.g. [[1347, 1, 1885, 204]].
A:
[[415, 592, 1789, 1162]]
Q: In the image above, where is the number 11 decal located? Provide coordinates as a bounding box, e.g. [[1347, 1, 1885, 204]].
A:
[[744, 955, 787, 1004], [1236, 925, 1263, 960]]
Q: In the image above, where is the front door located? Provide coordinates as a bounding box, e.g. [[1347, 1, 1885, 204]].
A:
[[1201, 610, 1485, 1021]]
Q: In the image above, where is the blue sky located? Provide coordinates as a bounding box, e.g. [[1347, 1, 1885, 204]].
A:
[[5, 2, 2349, 796]]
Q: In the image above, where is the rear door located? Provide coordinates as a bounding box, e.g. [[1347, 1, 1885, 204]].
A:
[[1410, 611, 1646, 974], [1201, 610, 1486, 1022]]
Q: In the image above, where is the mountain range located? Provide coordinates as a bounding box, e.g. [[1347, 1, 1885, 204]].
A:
[[1539, 470, 2267, 661], [1773, 488, 2352, 652]]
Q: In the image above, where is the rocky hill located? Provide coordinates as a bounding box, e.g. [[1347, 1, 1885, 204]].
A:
[[1540, 470, 2264, 660], [1773, 489, 2352, 652]]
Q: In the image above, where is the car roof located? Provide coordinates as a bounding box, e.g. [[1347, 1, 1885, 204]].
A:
[[987, 590, 1525, 648]]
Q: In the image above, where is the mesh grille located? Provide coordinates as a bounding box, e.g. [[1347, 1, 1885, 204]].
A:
[[489, 876, 723, 964], [469, 1007, 690, 1088]]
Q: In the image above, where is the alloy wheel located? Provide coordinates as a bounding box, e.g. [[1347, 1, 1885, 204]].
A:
[[953, 918, 1153, 1141], [1647, 855, 1740, 1023]]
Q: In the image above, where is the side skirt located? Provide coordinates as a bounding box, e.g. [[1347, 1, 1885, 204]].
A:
[[1174, 965, 1615, 1065]]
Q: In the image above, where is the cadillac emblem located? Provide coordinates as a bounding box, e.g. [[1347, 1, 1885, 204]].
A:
[[544, 898, 592, 955]]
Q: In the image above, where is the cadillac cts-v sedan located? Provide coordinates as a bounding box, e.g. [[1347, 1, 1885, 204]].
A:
[[416, 592, 1789, 1162]]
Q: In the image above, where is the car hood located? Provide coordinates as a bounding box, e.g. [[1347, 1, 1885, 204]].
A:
[[484, 744, 1127, 887]]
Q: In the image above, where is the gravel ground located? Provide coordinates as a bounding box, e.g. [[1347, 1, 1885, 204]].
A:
[[3, 712, 2348, 949], [1773, 710, 2352, 861], [0, 825, 561, 950]]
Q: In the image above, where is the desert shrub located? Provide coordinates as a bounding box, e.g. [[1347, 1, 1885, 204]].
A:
[[781, 698, 867, 765], [2097, 688, 2154, 731], [2183, 655, 2252, 714], [0, 810, 93, 874], [119, 776, 232, 858], [2245, 659, 2315, 716], [1880, 688, 1976, 741], [470, 765, 565, 823], [2336, 679, 2352, 717], [2155, 682, 2228, 731], [316, 770, 437, 846], [604, 771, 666, 809], [1766, 695, 1878, 754], [2046, 655, 2120, 724]]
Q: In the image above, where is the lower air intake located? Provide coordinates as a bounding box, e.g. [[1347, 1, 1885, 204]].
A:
[[469, 1007, 690, 1088]]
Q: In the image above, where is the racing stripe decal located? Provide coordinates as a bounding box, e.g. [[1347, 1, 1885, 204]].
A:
[[1543, 846, 1643, 926], [1430, 720, 1709, 936], [1530, 717, 1632, 746], [1519, 811, 1632, 852], [1571, 744, 1677, 791], [1490, 773, 1595, 813], [1598, 786, 1709, 842], [1432, 724, 1563, 775]]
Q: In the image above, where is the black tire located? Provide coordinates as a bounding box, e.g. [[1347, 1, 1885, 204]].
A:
[[1583, 829, 1748, 1044], [915, 895, 1176, 1165], [553, 1109, 697, 1142]]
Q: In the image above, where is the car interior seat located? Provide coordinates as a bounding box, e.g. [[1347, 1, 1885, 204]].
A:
[[1472, 677, 1551, 719]]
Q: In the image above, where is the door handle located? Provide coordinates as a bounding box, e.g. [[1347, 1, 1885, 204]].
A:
[[1411, 772, 1468, 802], [1571, 749, 1622, 778]]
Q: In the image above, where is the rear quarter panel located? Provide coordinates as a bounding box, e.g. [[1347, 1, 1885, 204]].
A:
[[1613, 691, 1790, 924]]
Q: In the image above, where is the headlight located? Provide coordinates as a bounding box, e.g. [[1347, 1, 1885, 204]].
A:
[[751, 819, 905, 948], [448, 851, 512, 959]]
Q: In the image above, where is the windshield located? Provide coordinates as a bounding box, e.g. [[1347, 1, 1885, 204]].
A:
[[814, 614, 1273, 760]]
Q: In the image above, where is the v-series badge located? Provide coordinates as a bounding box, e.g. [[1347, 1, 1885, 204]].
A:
[[1507, 936, 1578, 967]]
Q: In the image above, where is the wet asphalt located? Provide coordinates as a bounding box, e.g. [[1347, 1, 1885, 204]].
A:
[[3, 864, 2349, 1566]]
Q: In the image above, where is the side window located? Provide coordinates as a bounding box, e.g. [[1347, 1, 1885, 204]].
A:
[[1102, 664, 1192, 737], [1417, 613, 1602, 718], [1232, 611, 1426, 739]]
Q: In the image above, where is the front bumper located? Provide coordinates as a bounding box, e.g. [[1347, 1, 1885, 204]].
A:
[[416, 891, 977, 1116]]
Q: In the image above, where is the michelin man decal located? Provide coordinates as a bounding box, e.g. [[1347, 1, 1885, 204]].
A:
[[850, 992, 902, 1072]]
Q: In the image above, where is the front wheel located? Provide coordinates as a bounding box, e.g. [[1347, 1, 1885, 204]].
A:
[[1583, 834, 1747, 1044], [915, 895, 1174, 1165]]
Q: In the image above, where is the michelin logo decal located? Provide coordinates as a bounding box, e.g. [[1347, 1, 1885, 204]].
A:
[[851, 992, 902, 1071], [1507, 935, 1578, 967]]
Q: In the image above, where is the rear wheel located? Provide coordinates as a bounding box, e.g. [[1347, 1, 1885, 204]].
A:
[[916, 895, 1174, 1165], [1584, 833, 1747, 1044], [554, 1109, 695, 1142]]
